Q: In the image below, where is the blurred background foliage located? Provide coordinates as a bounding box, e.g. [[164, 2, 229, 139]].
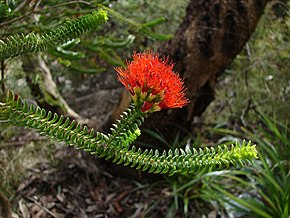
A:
[[0, 0, 189, 113], [205, 3, 289, 125], [0, 0, 289, 217]]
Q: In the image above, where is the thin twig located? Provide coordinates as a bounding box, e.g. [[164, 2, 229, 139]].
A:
[[0, 12, 34, 27], [14, 0, 33, 12], [1, 60, 5, 93], [0, 136, 48, 149], [22, 195, 58, 218], [0, 0, 94, 28]]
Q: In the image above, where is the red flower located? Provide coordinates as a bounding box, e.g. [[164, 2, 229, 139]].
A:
[[115, 52, 189, 113]]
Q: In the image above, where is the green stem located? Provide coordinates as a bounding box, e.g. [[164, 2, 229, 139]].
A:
[[107, 105, 146, 148], [95, 105, 146, 159], [0, 91, 258, 175]]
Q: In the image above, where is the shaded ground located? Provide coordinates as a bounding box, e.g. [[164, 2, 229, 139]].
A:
[[12, 146, 173, 218], [63, 71, 123, 131], [3, 131, 216, 218]]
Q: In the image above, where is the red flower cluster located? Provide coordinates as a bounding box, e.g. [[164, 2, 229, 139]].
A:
[[115, 52, 189, 113]]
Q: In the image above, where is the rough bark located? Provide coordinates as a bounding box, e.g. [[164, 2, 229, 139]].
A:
[[143, 0, 269, 137], [0, 191, 12, 218]]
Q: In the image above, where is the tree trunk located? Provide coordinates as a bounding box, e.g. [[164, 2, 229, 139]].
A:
[[143, 0, 269, 137]]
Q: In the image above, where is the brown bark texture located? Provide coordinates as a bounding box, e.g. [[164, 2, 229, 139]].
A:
[[144, 0, 269, 135]]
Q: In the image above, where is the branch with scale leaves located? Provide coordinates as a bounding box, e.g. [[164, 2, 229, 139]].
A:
[[0, 91, 258, 175], [0, 9, 108, 61]]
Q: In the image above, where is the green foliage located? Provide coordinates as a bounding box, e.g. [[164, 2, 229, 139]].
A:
[[0, 9, 108, 61], [99, 4, 173, 41], [0, 91, 258, 175], [0, 2, 9, 22], [202, 114, 289, 218], [110, 0, 189, 44], [180, 5, 289, 216], [0, 0, 184, 117], [163, 113, 289, 217]]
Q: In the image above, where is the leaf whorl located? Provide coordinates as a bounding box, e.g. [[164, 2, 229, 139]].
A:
[[0, 9, 108, 61]]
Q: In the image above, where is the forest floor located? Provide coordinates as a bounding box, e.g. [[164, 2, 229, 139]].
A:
[[11, 142, 173, 218]]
